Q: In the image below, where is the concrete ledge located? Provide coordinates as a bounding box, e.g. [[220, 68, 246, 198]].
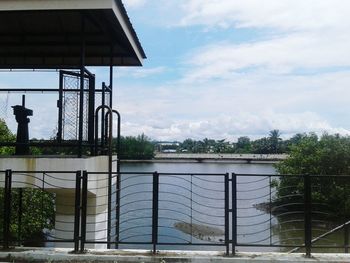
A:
[[1, 248, 350, 263]]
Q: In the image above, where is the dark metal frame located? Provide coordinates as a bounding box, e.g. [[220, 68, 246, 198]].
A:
[[0, 69, 112, 157], [2, 171, 350, 257], [0, 14, 119, 158]]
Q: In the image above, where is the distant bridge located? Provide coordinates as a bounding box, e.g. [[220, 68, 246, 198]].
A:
[[154, 153, 288, 163]]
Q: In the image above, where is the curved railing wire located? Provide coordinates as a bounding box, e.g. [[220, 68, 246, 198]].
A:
[[1, 170, 350, 255]]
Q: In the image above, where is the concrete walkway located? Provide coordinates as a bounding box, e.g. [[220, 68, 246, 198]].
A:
[[1, 248, 350, 263]]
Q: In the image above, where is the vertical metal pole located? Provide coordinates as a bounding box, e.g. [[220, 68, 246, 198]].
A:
[[17, 188, 23, 245], [152, 172, 159, 254], [3, 169, 12, 249], [115, 111, 121, 248], [88, 75, 95, 155], [74, 171, 82, 252], [304, 175, 312, 257], [231, 173, 237, 256], [113, 110, 121, 249], [57, 71, 64, 142], [109, 46, 113, 108], [269, 176, 272, 246], [41, 173, 45, 234], [80, 171, 88, 253], [101, 83, 106, 151], [107, 110, 113, 249], [190, 175, 193, 244], [115, 172, 121, 249], [116, 111, 121, 174], [224, 173, 229, 256], [78, 15, 86, 157], [94, 110, 99, 156], [345, 223, 349, 253]]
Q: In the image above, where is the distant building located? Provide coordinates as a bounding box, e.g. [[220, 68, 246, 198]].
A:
[[155, 141, 180, 152]]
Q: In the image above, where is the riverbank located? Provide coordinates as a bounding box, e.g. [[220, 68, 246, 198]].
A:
[[121, 153, 287, 164]]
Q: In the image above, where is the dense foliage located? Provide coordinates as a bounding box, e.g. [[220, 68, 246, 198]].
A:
[[0, 119, 55, 244], [0, 119, 15, 155], [274, 133, 350, 220], [0, 189, 55, 245], [178, 129, 292, 154], [116, 134, 155, 160]]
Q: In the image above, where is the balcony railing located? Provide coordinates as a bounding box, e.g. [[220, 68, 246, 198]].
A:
[[1, 170, 350, 256]]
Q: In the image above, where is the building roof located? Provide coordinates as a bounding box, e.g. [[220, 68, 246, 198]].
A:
[[0, 0, 146, 69]]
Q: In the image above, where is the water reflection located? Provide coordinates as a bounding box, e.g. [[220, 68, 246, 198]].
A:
[[120, 162, 347, 252]]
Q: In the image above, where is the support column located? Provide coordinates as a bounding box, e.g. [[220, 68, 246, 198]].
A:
[[78, 15, 86, 157]]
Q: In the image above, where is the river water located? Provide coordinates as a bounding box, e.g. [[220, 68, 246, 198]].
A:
[[119, 161, 345, 252]]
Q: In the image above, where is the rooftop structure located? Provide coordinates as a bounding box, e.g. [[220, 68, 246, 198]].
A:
[[0, 0, 146, 68], [0, 0, 146, 157]]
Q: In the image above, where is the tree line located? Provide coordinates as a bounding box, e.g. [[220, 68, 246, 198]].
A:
[[166, 130, 305, 154]]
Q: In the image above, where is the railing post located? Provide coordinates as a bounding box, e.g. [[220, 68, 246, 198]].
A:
[[74, 171, 82, 252], [345, 223, 349, 253], [115, 172, 121, 249], [224, 173, 229, 256], [3, 169, 12, 249], [152, 171, 159, 254], [17, 188, 23, 246], [231, 173, 237, 256], [80, 171, 88, 253], [304, 174, 312, 257]]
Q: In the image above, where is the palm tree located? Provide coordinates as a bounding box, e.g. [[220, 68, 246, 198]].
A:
[[269, 129, 281, 154]]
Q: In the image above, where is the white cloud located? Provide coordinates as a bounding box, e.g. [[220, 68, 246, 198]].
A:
[[122, 0, 147, 9], [117, 66, 166, 78], [120, 112, 350, 142], [115, 69, 350, 141], [182, 32, 350, 82], [178, 0, 350, 32]]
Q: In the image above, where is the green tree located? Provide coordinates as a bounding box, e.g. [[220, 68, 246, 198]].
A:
[[235, 136, 251, 153], [0, 189, 55, 245], [0, 118, 15, 155], [269, 129, 282, 154], [0, 119, 55, 244], [117, 134, 155, 160], [274, 133, 350, 220], [252, 137, 271, 154]]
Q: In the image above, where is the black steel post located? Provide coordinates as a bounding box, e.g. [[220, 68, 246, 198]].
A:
[[115, 110, 121, 248], [109, 46, 113, 109], [88, 75, 95, 155], [115, 172, 121, 249], [78, 15, 86, 157], [107, 110, 113, 249], [3, 169, 12, 249], [94, 109, 99, 156], [74, 171, 82, 252], [345, 223, 349, 253], [231, 173, 237, 256], [304, 175, 312, 257], [152, 172, 159, 254], [101, 82, 106, 151], [116, 110, 121, 174], [224, 173, 230, 256], [17, 188, 23, 245], [80, 171, 88, 253], [57, 71, 63, 142], [269, 176, 272, 246]]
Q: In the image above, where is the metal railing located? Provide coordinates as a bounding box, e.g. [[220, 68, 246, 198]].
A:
[[1, 170, 350, 256], [0, 170, 80, 249]]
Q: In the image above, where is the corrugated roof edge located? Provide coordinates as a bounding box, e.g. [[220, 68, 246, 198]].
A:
[[116, 0, 147, 59]]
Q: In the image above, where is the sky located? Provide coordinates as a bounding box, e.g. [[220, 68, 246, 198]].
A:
[[1, 0, 350, 142]]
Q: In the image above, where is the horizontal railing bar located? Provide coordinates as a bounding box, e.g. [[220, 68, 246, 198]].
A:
[[236, 243, 306, 248]]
